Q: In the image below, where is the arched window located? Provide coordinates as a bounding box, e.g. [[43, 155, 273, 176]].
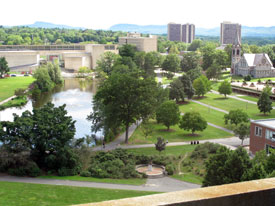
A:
[[237, 49, 240, 55]]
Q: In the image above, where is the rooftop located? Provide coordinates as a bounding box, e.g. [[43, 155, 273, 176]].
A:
[[252, 118, 275, 129]]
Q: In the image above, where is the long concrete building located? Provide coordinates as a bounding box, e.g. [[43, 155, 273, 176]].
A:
[[0, 44, 118, 72], [118, 33, 157, 52]]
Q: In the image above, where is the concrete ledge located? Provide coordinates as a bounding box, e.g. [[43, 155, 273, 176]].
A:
[[74, 178, 275, 206]]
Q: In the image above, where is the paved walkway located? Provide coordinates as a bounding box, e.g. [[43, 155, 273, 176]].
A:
[[190, 99, 229, 114], [211, 90, 275, 109], [0, 175, 200, 192], [0, 95, 16, 105]]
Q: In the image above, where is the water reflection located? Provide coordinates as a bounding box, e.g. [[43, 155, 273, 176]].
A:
[[0, 78, 100, 138]]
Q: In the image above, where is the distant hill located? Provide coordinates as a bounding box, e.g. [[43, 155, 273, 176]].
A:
[[110, 24, 275, 37], [12, 21, 86, 30]]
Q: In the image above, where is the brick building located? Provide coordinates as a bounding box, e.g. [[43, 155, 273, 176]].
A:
[[250, 119, 275, 155]]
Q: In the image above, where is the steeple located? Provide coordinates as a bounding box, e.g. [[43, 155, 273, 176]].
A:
[[231, 28, 242, 74]]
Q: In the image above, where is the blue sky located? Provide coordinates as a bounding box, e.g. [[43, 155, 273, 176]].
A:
[[1, 0, 274, 29]]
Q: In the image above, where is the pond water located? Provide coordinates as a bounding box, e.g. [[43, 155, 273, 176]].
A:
[[0, 78, 102, 139]]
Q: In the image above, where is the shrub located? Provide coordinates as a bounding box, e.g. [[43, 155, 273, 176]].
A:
[[243, 75, 251, 81], [165, 72, 174, 80], [14, 88, 25, 97], [80, 170, 91, 177], [166, 164, 176, 175], [58, 167, 78, 176]]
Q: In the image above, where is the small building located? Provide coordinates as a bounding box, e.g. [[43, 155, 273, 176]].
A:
[[118, 33, 157, 52], [250, 119, 275, 155]]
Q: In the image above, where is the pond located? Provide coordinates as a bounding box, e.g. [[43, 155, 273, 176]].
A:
[[0, 78, 101, 139]]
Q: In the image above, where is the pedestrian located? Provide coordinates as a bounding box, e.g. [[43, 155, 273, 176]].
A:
[[102, 140, 105, 149]]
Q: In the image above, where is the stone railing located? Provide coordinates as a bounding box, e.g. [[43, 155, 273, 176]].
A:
[[74, 177, 275, 206]]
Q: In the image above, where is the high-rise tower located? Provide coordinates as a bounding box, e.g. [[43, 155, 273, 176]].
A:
[[220, 22, 241, 45]]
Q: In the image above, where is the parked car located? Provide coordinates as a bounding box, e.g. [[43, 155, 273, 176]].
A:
[[11, 74, 17, 77]]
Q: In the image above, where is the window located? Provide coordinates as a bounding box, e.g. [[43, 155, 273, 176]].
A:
[[266, 129, 275, 142], [255, 126, 262, 137], [265, 144, 275, 154]]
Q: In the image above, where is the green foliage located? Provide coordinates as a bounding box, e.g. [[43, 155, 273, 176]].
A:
[[0, 103, 79, 174], [180, 52, 200, 72], [169, 78, 185, 103], [80, 170, 92, 177], [218, 80, 232, 97], [233, 123, 250, 145], [186, 66, 202, 82], [156, 100, 180, 130], [89, 149, 140, 179], [244, 75, 252, 81], [193, 75, 211, 97], [96, 52, 119, 76], [14, 88, 25, 97], [155, 137, 167, 154], [166, 164, 176, 175], [200, 43, 216, 70], [179, 75, 195, 99], [188, 39, 203, 51], [162, 54, 180, 73], [119, 44, 137, 58], [224, 109, 249, 125], [179, 111, 207, 135], [257, 89, 273, 114], [89, 68, 158, 143], [0, 57, 9, 78]]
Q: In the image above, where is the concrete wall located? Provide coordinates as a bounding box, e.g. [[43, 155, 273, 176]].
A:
[[74, 178, 275, 206], [0, 51, 39, 67], [118, 36, 157, 52]]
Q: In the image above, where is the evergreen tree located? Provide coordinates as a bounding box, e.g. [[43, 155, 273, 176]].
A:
[[257, 88, 272, 115]]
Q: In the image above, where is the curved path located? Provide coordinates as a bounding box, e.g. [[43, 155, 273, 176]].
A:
[[0, 175, 200, 192]]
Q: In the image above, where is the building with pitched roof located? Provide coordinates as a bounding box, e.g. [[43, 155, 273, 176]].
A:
[[232, 53, 275, 78]]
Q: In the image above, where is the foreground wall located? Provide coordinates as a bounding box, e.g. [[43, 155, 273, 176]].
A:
[[0, 51, 39, 67], [74, 178, 275, 206]]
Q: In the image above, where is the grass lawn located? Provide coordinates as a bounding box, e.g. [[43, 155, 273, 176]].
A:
[[234, 94, 275, 107], [39, 175, 146, 185], [127, 144, 197, 156], [197, 92, 275, 120], [129, 120, 232, 145], [0, 181, 158, 206], [172, 173, 203, 185], [0, 76, 35, 101], [179, 101, 228, 128]]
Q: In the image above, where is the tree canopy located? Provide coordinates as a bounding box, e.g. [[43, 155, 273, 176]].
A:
[[218, 80, 232, 98], [0, 57, 9, 78], [179, 111, 207, 135]]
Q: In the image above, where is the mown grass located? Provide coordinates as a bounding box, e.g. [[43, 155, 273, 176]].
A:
[[0, 181, 158, 206], [0, 96, 28, 110], [234, 94, 275, 107], [0, 76, 35, 101], [198, 92, 275, 120], [39, 175, 146, 185], [127, 144, 197, 156], [172, 173, 203, 185], [129, 120, 233, 145], [179, 101, 228, 128]]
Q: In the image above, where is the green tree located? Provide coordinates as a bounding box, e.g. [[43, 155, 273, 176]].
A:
[[33, 66, 54, 92], [218, 80, 232, 98], [156, 100, 180, 131], [119, 44, 137, 58], [179, 75, 195, 99], [188, 39, 203, 51], [134, 51, 146, 69], [180, 52, 200, 72], [224, 109, 249, 126], [214, 50, 230, 70], [143, 52, 158, 77], [169, 78, 185, 103], [192, 75, 211, 97], [161, 54, 180, 73], [168, 44, 179, 54], [186, 66, 202, 82], [0, 103, 79, 172], [206, 64, 221, 80], [257, 88, 273, 115], [90, 69, 158, 143], [155, 137, 167, 154], [179, 111, 207, 135], [233, 122, 250, 145], [203, 147, 251, 186], [201, 43, 216, 70], [96, 52, 119, 76], [0, 57, 9, 78]]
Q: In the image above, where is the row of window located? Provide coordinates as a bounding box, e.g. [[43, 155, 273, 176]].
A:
[[255, 126, 275, 142]]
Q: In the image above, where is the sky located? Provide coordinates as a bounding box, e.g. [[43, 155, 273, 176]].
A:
[[1, 0, 275, 29]]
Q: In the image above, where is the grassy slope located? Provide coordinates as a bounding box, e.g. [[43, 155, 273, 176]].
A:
[[0, 181, 158, 206], [179, 101, 228, 128], [198, 93, 275, 120], [129, 120, 232, 145], [0, 76, 35, 101], [172, 173, 203, 185], [127, 144, 197, 156], [39, 176, 146, 185]]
